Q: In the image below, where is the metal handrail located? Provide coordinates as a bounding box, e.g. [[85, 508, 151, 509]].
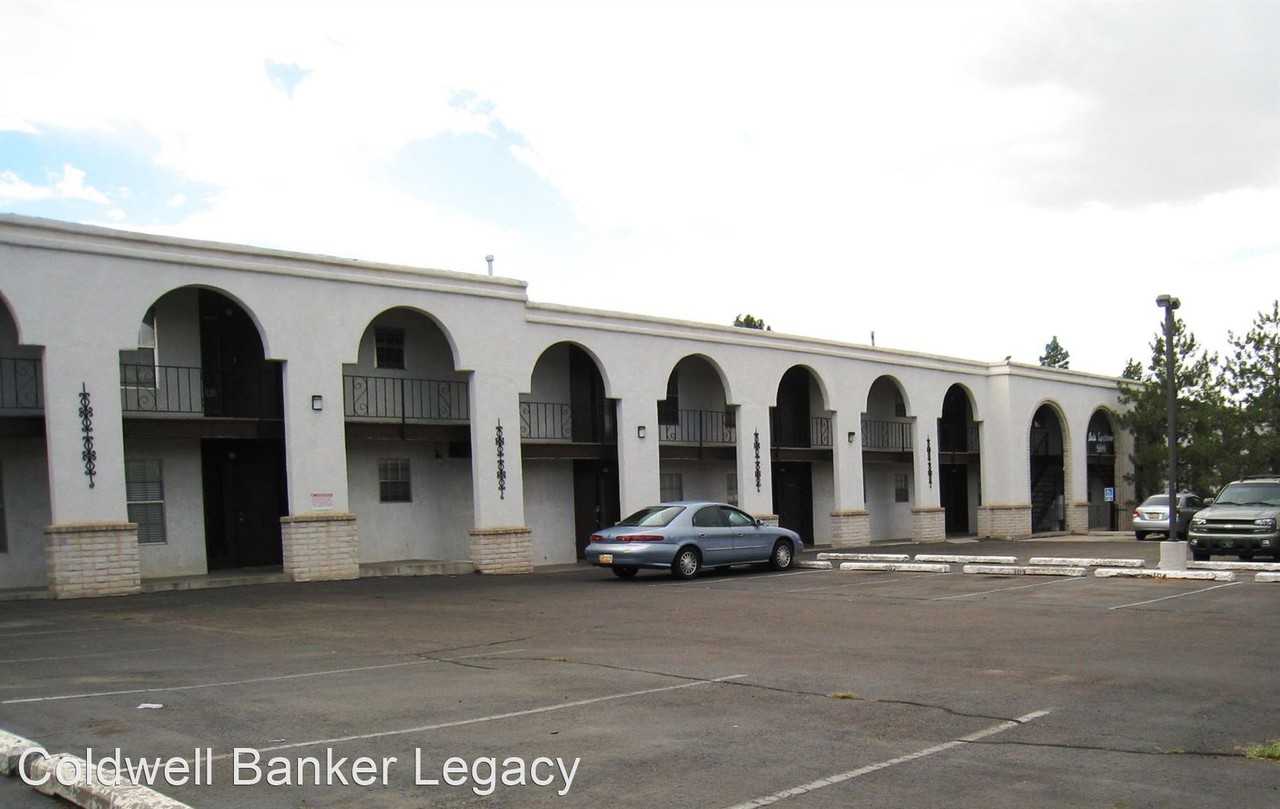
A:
[[520, 401, 572, 440], [343, 374, 468, 422], [861, 417, 913, 451], [658, 409, 736, 445], [121, 363, 283, 418], [0, 357, 42, 411]]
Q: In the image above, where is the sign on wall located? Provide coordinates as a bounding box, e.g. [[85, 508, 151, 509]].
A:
[[1104, 486, 1115, 503]]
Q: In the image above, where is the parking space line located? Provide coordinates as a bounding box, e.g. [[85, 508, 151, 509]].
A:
[[1107, 581, 1242, 611], [718, 708, 1051, 808], [930, 576, 1086, 601], [209, 673, 747, 761], [698, 570, 826, 587], [0, 648, 527, 705], [785, 573, 951, 594]]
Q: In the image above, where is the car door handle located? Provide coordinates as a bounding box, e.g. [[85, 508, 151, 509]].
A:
[[697, 532, 708, 538]]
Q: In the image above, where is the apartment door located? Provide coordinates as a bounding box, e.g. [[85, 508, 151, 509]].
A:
[[202, 439, 287, 569], [772, 462, 814, 545]]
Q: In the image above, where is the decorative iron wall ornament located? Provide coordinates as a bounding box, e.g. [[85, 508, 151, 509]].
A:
[[78, 383, 97, 488], [495, 420, 507, 499], [926, 435, 933, 489], [753, 430, 762, 492]]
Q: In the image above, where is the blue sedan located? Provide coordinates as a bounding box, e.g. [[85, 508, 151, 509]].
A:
[[583, 501, 802, 579]]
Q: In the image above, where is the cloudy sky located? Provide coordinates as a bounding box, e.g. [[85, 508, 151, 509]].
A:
[[2, 0, 1277, 375]]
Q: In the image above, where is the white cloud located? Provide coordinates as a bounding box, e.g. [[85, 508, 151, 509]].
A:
[[0, 163, 111, 205], [0, 0, 1277, 375], [167, 192, 187, 207]]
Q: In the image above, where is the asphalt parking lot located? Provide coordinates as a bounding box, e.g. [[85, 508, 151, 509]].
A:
[[2, 537, 1278, 808]]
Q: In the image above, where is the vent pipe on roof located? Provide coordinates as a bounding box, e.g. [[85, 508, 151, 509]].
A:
[[485, 254, 494, 276]]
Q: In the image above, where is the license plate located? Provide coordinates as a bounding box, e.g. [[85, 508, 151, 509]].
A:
[[598, 554, 613, 565]]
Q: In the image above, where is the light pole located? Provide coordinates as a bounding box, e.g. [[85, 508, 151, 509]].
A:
[[1156, 294, 1181, 542]]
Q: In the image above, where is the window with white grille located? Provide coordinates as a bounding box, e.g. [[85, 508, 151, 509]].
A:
[[379, 458, 412, 503], [125, 458, 167, 544]]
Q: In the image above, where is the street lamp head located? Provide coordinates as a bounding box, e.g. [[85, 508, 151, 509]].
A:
[[1155, 294, 1181, 310]]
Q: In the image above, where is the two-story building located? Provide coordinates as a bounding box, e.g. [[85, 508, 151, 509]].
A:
[[0, 215, 1132, 598]]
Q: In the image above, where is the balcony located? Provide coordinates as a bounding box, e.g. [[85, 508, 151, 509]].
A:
[[519, 401, 614, 443], [861, 417, 913, 452], [0, 357, 42, 413], [658, 409, 736, 446], [343, 374, 468, 423], [121, 364, 283, 419], [938, 421, 979, 453], [770, 414, 833, 449]]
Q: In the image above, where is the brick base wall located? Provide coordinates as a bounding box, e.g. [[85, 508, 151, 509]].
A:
[[469, 527, 533, 574], [1066, 502, 1090, 534], [281, 513, 359, 582], [977, 504, 1032, 539], [45, 522, 141, 599], [911, 508, 946, 543], [830, 510, 871, 547]]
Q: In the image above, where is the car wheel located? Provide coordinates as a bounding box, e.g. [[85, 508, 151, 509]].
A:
[[671, 547, 701, 580], [1135, 532, 1148, 541], [1192, 549, 1210, 561], [769, 540, 794, 571], [611, 566, 638, 578]]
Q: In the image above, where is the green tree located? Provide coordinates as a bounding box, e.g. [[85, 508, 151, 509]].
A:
[[1039, 336, 1071, 368], [734, 314, 771, 331], [1117, 318, 1232, 500], [1223, 300, 1280, 474]]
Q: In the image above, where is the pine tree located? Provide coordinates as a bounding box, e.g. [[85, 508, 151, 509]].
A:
[[1223, 301, 1280, 474], [1039, 336, 1070, 369], [733, 314, 771, 331]]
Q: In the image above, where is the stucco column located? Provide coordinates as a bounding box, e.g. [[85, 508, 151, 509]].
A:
[[615, 395, 659, 516], [911, 417, 945, 542], [279, 355, 358, 581], [975, 378, 1031, 538], [830, 409, 869, 546], [40, 342, 140, 598], [1066, 422, 1090, 534], [735, 403, 776, 524], [468, 373, 531, 573]]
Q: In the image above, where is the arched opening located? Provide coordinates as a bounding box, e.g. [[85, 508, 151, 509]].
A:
[[1029, 403, 1067, 533], [1086, 409, 1119, 531], [342, 307, 473, 567], [657, 355, 736, 506], [0, 293, 50, 589], [119, 287, 286, 575], [862, 375, 914, 541], [937, 384, 981, 536], [770, 365, 833, 545], [520, 342, 619, 564]]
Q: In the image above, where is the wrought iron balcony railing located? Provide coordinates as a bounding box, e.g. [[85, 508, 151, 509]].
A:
[[120, 364, 283, 418], [519, 400, 616, 442], [770, 413, 833, 448], [343, 374, 468, 423], [0, 357, 42, 412], [938, 421, 979, 453], [658, 409, 736, 445], [861, 417, 913, 451]]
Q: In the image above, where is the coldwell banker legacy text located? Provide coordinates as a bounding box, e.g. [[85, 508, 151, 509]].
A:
[[19, 747, 582, 797]]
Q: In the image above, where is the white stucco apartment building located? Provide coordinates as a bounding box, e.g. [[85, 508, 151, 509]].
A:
[[0, 215, 1133, 598]]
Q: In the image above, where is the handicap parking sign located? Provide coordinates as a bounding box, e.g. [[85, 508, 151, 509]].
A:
[[1104, 486, 1115, 503]]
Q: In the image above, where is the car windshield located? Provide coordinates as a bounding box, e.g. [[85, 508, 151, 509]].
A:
[[1142, 495, 1169, 506], [617, 506, 685, 527], [1213, 482, 1280, 507]]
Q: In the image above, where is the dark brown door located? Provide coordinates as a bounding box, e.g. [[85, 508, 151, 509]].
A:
[[202, 439, 287, 569], [772, 462, 814, 545], [941, 464, 969, 534], [573, 459, 620, 559]]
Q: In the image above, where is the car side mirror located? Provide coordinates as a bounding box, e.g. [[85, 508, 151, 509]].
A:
[[754, 519, 764, 528], [1204, 498, 1214, 506]]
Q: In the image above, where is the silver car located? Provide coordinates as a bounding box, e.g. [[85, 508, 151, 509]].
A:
[[1131, 492, 1205, 540], [582, 501, 802, 580]]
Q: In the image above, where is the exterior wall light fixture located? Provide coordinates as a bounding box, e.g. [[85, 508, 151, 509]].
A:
[[847, 431, 856, 444], [637, 425, 647, 439], [311, 395, 324, 412]]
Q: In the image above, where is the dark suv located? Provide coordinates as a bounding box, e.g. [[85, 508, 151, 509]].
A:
[[1188, 475, 1280, 561]]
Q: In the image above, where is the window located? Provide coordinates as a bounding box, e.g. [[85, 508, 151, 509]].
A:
[[121, 306, 158, 388], [726, 472, 738, 506], [660, 472, 683, 503], [0, 463, 7, 553], [375, 327, 405, 370], [658, 370, 679, 426], [617, 506, 685, 527], [894, 473, 909, 503], [379, 458, 412, 502], [723, 506, 755, 527], [693, 506, 726, 528], [125, 459, 166, 544]]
